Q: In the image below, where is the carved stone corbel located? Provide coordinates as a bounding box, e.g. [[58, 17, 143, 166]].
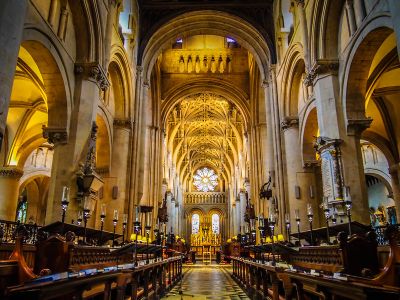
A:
[[346, 118, 373, 136], [281, 116, 299, 131], [42, 126, 68, 145], [74, 62, 110, 91], [0, 167, 23, 178], [304, 60, 339, 86]]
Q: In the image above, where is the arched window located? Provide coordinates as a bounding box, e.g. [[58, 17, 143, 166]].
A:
[[192, 213, 200, 234], [212, 214, 219, 234]]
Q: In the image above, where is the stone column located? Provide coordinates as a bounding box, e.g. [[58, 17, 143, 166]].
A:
[[389, 164, 400, 221], [353, 0, 366, 27], [0, 167, 24, 220], [45, 63, 107, 224], [239, 189, 247, 233], [282, 117, 319, 230], [101, 119, 131, 232], [295, 0, 310, 68], [235, 196, 241, 235], [345, 0, 357, 35], [0, 0, 28, 148], [104, 0, 122, 69], [388, 0, 400, 58], [344, 120, 372, 223]]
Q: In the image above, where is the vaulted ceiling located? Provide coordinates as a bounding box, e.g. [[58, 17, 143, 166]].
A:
[[165, 92, 245, 188]]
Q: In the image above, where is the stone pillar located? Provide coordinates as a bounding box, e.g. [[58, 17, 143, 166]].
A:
[[344, 120, 372, 223], [104, 0, 122, 69], [295, 0, 310, 68], [0, 0, 28, 148], [353, 0, 366, 27], [101, 119, 131, 232], [45, 63, 108, 224], [235, 196, 241, 235], [0, 167, 24, 220], [388, 0, 400, 58], [345, 0, 357, 35], [239, 189, 247, 233], [389, 164, 400, 220], [282, 117, 319, 230]]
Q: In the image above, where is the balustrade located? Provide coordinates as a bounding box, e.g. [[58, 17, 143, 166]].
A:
[[184, 192, 226, 204]]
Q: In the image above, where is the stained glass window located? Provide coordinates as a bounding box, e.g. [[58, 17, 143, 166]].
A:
[[212, 214, 219, 234], [192, 214, 200, 234], [193, 167, 218, 192]]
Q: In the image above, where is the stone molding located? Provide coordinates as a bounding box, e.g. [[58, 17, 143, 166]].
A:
[[74, 62, 110, 91], [42, 126, 68, 145], [303, 160, 320, 169], [304, 60, 339, 87], [113, 118, 134, 129], [281, 116, 299, 131], [0, 167, 23, 178], [347, 118, 373, 136]]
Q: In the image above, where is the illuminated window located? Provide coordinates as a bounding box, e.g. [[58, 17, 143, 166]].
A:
[[173, 38, 183, 49], [192, 213, 200, 234], [16, 194, 27, 223], [193, 167, 218, 192], [212, 214, 219, 234]]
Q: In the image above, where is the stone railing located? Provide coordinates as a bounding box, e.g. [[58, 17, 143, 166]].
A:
[[184, 192, 226, 205]]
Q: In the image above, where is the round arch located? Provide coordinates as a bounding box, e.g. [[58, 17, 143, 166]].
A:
[[21, 33, 71, 132], [141, 10, 272, 83], [341, 19, 394, 123]]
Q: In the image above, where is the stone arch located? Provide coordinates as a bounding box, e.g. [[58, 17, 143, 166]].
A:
[[109, 45, 133, 119], [20, 36, 71, 131], [140, 10, 273, 83], [342, 19, 394, 122], [96, 113, 112, 173], [280, 43, 306, 117], [67, 0, 103, 62], [300, 104, 319, 166], [309, 0, 345, 61]]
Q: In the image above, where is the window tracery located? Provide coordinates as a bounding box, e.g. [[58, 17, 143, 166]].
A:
[[193, 167, 218, 192]]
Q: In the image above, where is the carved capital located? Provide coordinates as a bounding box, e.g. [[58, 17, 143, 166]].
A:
[[314, 136, 342, 154], [261, 80, 270, 88], [281, 116, 299, 131], [113, 118, 133, 129], [347, 118, 373, 136], [303, 160, 320, 169], [304, 60, 339, 86], [75, 62, 110, 91], [42, 126, 68, 145], [0, 167, 23, 178], [295, 0, 305, 7]]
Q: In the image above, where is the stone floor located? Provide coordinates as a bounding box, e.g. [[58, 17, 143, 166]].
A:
[[162, 265, 250, 300]]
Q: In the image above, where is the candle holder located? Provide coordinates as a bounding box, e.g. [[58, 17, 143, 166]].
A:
[[285, 213, 291, 244], [295, 209, 301, 246], [98, 204, 106, 246], [145, 225, 151, 264], [133, 221, 141, 266], [344, 186, 352, 235], [77, 211, 83, 226], [258, 214, 265, 245], [307, 203, 314, 246], [83, 208, 90, 244], [112, 209, 118, 247], [61, 186, 70, 224], [269, 216, 276, 266], [323, 200, 331, 245], [331, 206, 338, 225], [122, 214, 128, 245]]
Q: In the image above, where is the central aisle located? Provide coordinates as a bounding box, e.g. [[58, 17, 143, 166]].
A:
[[163, 266, 250, 300]]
